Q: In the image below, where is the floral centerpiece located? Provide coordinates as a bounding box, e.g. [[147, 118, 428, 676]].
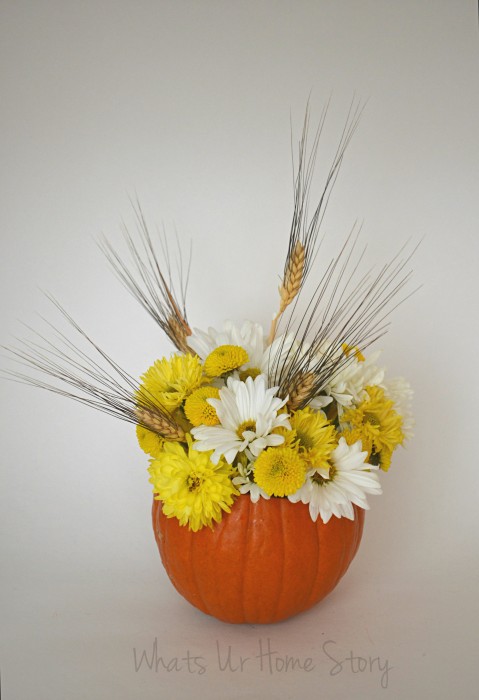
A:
[[5, 105, 415, 623], [140, 322, 409, 530]]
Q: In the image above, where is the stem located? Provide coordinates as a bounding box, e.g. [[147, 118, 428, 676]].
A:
[[267, 308, 283, 345]]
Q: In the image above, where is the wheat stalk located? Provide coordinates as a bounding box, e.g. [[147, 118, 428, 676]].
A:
[[136, 406, 185, 441], [284, 371, 315, 411], [280, 241, 305, 312], [166, 315, 192, 354], [268, 241, 305, 345], [267, 101, 364, 348], [271, 230, 419, 407], [2, 297, 192, 440], [99, 203, 193, 352]]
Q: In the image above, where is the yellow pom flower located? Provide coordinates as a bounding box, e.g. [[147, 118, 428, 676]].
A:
[[184, 386, 220, 426], [137, 353, 205, 412], [203, 345, 249, 377], [148, 441, 238, 531], [290, 408, 337, 472], [136, 424, 164, 458], [342, 385, 404, 471], [253, 446, 307, 497]]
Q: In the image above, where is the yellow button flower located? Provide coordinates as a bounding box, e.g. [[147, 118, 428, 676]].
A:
[[203, 345, 249, 377], [184, 386, 221, 426], [253, 446, 307, 497]]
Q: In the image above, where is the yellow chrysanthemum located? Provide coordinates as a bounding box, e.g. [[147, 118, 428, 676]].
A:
[[290, 408, 338, 472], [343, 428, 394, 472], [184, 386, 220, 426], [203, 345, 249, 377], [137, 353, 205, 412], [148, 441, 238, 531], [377, 447, 393, 472], [342, 385, 404, 471], [136, 424, 164, 458], [253, 447, 307, 497]]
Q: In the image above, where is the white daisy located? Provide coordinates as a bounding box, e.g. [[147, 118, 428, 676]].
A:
[[232, 461, 270, 503], [191, 374, 291, 464], [382, 376, 414, 440], [288, 437, 382, 524]]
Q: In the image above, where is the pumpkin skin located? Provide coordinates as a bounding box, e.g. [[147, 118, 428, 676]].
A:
[[152, 495, 365, 624]]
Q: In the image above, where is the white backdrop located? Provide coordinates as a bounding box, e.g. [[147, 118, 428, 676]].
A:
[[1, 2, 478, 699]]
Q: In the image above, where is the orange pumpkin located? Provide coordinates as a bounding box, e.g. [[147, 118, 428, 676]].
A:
[[152, 495, 365, 624]]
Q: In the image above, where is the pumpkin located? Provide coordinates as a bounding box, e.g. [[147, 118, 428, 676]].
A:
[[152, 495, 365, 624]]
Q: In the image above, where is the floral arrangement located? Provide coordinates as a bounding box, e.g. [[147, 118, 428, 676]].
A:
[[138, 318, 412, 532], [5, 105, 414, 537]]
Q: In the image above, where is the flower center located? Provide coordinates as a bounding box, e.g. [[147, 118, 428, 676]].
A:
[[269, 455, 287, 475], [239, 367, 261, 381], [364, 412, 380, 426], [236, 419, 257, 439], [312, 465, 336, 485], [187, 475, 202, 492], [295, 429, 314, 451]]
